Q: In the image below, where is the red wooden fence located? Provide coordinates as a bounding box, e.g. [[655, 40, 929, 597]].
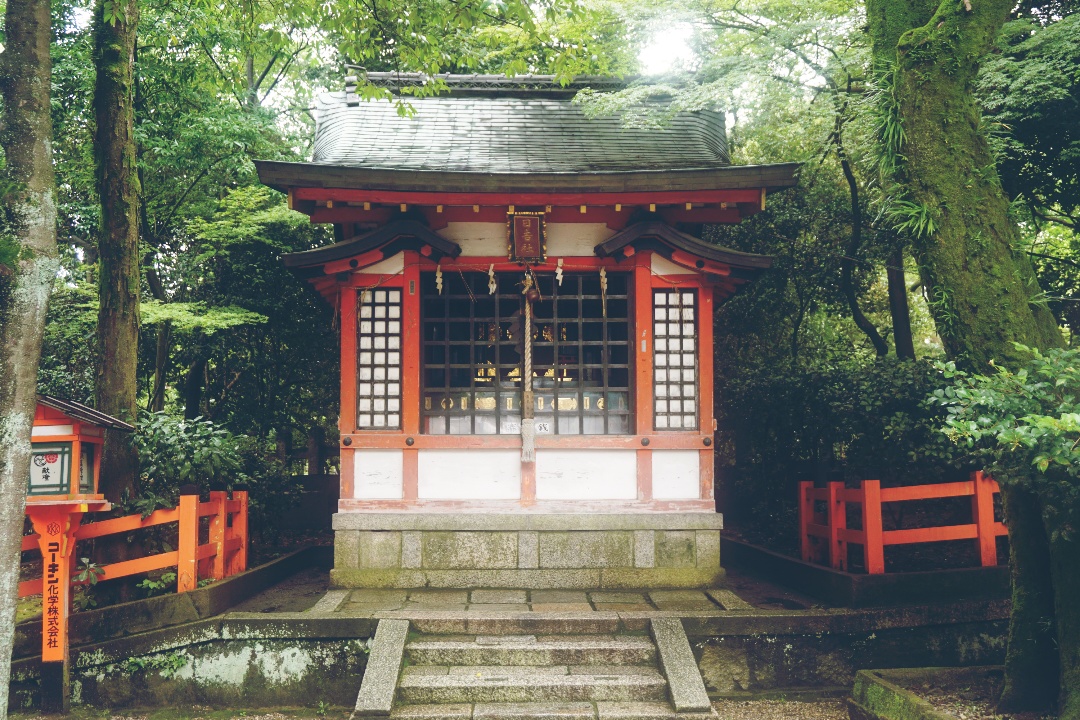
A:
[[798, 471, 1007, 574], [19, 490, 248, 597]]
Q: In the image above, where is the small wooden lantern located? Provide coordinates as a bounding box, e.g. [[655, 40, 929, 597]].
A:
[[28, 395, 133, 502]]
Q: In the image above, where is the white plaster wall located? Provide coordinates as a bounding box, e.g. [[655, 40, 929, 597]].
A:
[[536, 450, 637, 500], [546, 223, 614, 256], [651, 254, 688, 276], [439, 222, 506, 255], [439, 222, 614, 258], [31, 425, 73, 437], [353, 449, 404, 499], [651, 450, 701, 499], [418, 449, 521, 499], [361, 253, 405, 275]]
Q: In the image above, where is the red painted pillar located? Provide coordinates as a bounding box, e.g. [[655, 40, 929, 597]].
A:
[[972, 471, 998, 567], [861, 480, 885, 574], [208, 490, 227, 581], [28, 505, 84, 714], [177, 492, 199, 592], [828, 481, 847, 571], [798, 481, 813, 563], [228, 490, 249, 575]]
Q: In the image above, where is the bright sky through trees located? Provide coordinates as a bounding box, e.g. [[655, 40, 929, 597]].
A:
[[638, 23, 695, 73]]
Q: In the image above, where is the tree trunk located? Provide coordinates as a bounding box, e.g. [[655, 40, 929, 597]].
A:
[[836, 135, 889, 357], [144, 261, 170, 413], [997, 484, 1058, 712], [866, 0, 1067, 709], [0, 0, 59, 712], [1049, 528, 1080, 720], [887, 248, 916, 359], [184, 354, 208, 420], [93, 0, 141, 504]]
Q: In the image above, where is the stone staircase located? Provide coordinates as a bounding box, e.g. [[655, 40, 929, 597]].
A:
[[352, 614, 715, 720]]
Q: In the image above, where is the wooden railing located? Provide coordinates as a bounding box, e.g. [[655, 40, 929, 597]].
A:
[[19, 490, 248, 597], [798, 471, 1007, 574]]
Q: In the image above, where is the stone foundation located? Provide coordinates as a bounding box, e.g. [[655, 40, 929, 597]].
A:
[[331, 513, 723, 588]]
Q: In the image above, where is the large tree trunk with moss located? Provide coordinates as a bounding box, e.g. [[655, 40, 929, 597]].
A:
[[866, 0, 1070, 712], [93, 0, 141, 503], [1050, 530, 1080, 718], [0, 0, 59, 712]]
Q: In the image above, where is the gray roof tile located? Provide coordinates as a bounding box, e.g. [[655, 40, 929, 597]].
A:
[[311, 92, 729, 174]]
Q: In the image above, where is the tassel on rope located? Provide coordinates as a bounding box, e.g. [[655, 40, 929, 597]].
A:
[[435, 263, 443, 295], [521, 273, 536, 463], [600, 267, 608, 318], [488, 264, 497, 295], [556, 258, 564, 286]]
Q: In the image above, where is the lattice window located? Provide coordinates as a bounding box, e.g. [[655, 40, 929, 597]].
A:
[[357, 289, 402, 429], [421, 271, 630, 435], [653, 289, 698, 430]]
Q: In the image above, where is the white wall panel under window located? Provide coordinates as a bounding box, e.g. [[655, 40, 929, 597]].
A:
[[536, 450, 637, 499], [651, 450, 701, 499], [418, 450, 521, 499], [354, 449, 404, 499]]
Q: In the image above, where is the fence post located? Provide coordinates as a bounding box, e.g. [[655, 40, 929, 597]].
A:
[[861, 480, 885, 574], [828, 481, 847, 571], [798, 481, 813, 563], [177, 489, 199, 592], [228, 490, 248, 576], [208, 490, 227, 581], [972, 471, 998, 567]]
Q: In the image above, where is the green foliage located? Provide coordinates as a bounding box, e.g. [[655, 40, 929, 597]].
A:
[[73, 557, 105, 586], [136, 571, 177, 597], [139, 300, 266, 334], [885, 198, 937, 239], [37, 282, 98, 404], [933, 344, 1080, 537], [721, 357, 973, 540], [978, 15, 1080, 228], [134, 411, 245, 496], [133, 409, 300, 530], [122, 651, 187, 679]]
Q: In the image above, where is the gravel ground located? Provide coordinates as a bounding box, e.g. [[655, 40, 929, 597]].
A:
[[921, 691, 1056, 720], [16, 699, 848, 720], [712, 699, 848, 720]]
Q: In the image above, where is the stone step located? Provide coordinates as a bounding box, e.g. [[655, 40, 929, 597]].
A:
[[407, 635, 657, 667], [397, 666, 669, 704], [403, 612, 621, 637], [388, 701, 715, 720]]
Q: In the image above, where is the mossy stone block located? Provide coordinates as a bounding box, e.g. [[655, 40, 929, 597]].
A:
[[538, 531, 634, 568], [335, 530, 361, 570], [423, 531, 518, 569], [655, 531, 696, 568], [359, 531, 402, 569]]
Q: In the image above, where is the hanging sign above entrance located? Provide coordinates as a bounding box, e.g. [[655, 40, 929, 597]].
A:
[[507, 212, 546, 263]]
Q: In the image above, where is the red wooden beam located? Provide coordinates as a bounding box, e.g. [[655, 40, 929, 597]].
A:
[[293, 187, 765, 207]]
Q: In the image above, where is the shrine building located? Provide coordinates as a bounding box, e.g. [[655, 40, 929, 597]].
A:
[[256, 73, 798, 588]]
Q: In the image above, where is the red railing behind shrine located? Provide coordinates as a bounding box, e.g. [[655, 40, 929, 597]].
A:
[[798, 471, 1008, 574], [19, 490, 248, 597]]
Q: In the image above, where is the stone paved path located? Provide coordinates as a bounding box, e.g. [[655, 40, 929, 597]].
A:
[[319, 588, 766, 615], [13, 698, 849, 719]]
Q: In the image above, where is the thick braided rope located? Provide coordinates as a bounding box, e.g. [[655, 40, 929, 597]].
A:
[[521, 278, 536, 462]]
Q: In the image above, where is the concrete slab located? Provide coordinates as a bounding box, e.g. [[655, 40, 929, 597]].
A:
[[648, 592, 717, 612], [531, 590, 589, 604], [469, 604, 531, 612], [532, 603, 595, 612], [596, 702, 677, 720], [471, 589, 528, 604], [409, 590, 470, 604], [705, 589, 754, 611], [349, 589, 409, 604], [353, 618, 410, 717], [390, 704, 473, 719], [650, 618, 711, 714], [309, 590, 350, 614], [473, 702, 597, 719], [590, 592, 647, 604]]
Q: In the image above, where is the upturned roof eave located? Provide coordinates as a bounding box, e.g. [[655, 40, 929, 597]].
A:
[[255, 160, 801, 196]]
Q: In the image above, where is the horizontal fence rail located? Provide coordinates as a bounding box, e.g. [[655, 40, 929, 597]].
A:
[[798, 471, 1007, 574], [19, 490, 248, 597]]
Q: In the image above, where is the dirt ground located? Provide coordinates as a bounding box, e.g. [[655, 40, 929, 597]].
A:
[[13, 698, 849, 720]]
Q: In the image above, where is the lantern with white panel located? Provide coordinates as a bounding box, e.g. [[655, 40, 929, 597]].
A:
[[258, 72, 798, 588]]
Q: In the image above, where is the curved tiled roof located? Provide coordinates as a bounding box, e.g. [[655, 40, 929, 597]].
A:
[[310, 91, 730, 174]]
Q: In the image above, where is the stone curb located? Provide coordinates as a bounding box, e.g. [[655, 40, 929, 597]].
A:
[[650, 618, 711, 713], [14, 544, 332, 660], [846, 667, 996, 720], [720, 537, 1009, 608], [354, 619, 410, 717]]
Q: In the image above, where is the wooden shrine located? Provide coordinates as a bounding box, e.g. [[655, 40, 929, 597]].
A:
[[257, 73, 798, 588]]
